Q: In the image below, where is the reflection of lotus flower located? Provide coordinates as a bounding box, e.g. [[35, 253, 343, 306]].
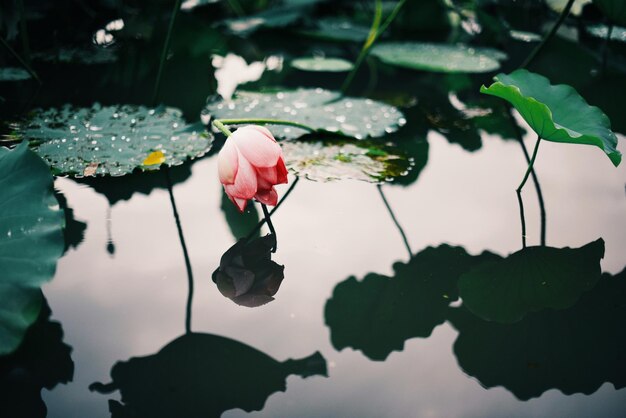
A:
[[212, 234, 284, 307], [218, 125, 288, 212]]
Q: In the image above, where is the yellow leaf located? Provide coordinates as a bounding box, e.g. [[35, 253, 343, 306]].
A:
[[143, 150, 166, 166]]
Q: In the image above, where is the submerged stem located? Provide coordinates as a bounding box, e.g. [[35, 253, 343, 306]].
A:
[[516, 136, 542, 248], [152, 0, 183, 106], [521, 0, 575, 68], [216, 118, 316, 133], [377, 185, 412, 259], [165, 167, 194, 334], [0, 36, 41, 84]]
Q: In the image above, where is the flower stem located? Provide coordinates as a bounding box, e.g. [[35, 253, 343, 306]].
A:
[[215, 118, 316, 133], [261, 203, 277, 252], [341, 0, 407, 94], [516, 135, 542, 248], [246, 177, 300, 241], [212, 119, 233, 137], [152, 0, 183, 106], [521, 0, 575, 68]]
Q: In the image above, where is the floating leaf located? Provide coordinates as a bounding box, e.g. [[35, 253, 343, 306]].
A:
[[0, 142, 65, 355], [224, 0, 320, 35], [0, 67, 31, 81], [281, 138, 411, 183], [450, 268, 626, 400], [370, 42, 507, 73], [9, 104, 213, 176], [594, 0, 626, 25], [586, 24, 626, 42], [204, 88, 406, 140], [291, 57, 354, 72], [325, 246, 500, 360], [458, 239, 605, 323], [480, 69, 622, 166], [296, 18, 370, 42], [33, 47, 118, 65], [509, 30, 542, 42]]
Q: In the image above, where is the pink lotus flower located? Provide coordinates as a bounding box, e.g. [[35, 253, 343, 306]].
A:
[[218, 125, 288, 212]]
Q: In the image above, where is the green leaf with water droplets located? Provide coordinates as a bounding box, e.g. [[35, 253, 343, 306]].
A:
[[8, 104, 213, 177], [205, 88, 406, 140], [296, 18, 371, 42], [480, 69, 621, 166], [0, 142, 65, 355], [371, 42, 507, 73], [458, 239, 605, 324], [281, 138, 411, 183]]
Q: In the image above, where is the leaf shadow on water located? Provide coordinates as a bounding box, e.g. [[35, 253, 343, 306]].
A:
[[324, 239, 620, 402], [0, 296, 75, 418], [89, 333, 327, 418], [449, 267, 626, 400]]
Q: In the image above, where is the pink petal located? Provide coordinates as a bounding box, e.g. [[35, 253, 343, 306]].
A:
[[276, 156, 288, 184], [257, 166, 278, 185], [255, 187, 278, 206], [248, 125, 276, 142], [232, 126, 282, 168], [228, 195, 248, 212], [224, 151, 257, 199], [217, 139, 238, 185]]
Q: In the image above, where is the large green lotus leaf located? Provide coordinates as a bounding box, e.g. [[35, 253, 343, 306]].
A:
[[594, 0, 626, 25], [325, 245, 501, 361], [480, 69, 621, 166], [224, 0, 321, 35], [0, 142, 65, 355], [281, 138, 411, 183], [296, 18, 370, 42], [8, 104, 213, 177], [458, 239, 605, 324], [0, 67, 31, 81], [370, 42, 507, 73], [205, 89, 406, 140], [449, 268, 626, 400], [291, 57, 353, 72]]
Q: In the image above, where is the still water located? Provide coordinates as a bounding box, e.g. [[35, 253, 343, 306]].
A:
[[2, 1, 626, 417]]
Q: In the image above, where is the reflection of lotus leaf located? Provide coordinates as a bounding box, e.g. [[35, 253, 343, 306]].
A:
[[458, 239, 605, 323], [450, 268, 626, 400], [9, 104, 213, 176], [0, 143, 65, 355], [325, 245, 500, 360], [296, 18, 370, 42], [204, 88, 406, 140], [0, 67, 31, 81], [282, 139, 412, 183], [291, 57, 354, 72], [90, 333, 327, 417], [0, 297, 74, 418]]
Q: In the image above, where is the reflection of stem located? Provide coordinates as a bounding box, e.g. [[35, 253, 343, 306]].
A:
[[16, 0, 31, 63], [246, 177, 300, 240], [521, 0, 575, 68], [516, 136, 542, 248], [507, 110, 546, 246], [341, 0, 407, 94], [226, 0, 245, 16], [105, 205, 115, 256], [0, 36, 41, 84], [261, 203, 277, 252], [152, 0, 183, 106], [377, 185, 412, 259], [165, 167, 194, 334], [215, 118, 316, 133]]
